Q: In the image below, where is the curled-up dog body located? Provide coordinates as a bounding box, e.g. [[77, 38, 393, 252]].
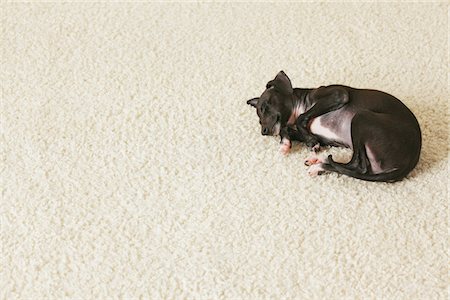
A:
[[247, 71, 422, 182]]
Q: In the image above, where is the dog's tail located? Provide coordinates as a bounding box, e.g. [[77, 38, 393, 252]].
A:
[[323, 155, 410, 182]]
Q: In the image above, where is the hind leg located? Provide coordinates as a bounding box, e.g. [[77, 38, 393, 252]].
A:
[[304, 111, 389, 178], [323, 111, 385, 174], [322, 112, 379, 175]]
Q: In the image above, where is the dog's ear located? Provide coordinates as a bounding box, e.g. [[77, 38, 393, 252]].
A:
[[266, 70, 293, 95], [247, 97, 259, 108]]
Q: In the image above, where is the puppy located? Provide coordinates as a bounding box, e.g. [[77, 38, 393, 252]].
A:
[[247, 71, 422, 182]]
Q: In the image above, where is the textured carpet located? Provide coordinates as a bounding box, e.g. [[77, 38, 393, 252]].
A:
[[2, 3, 448, 299]]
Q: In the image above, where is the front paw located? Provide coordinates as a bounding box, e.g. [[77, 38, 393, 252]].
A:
[[279, 138, 292, 155], [310, 143, 321, 153]]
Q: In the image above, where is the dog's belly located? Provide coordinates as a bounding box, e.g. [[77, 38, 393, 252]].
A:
[[309, 113, 353, 148]]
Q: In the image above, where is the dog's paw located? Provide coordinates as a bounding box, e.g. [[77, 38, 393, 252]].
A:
[[304, 156, 323, 166], [279, 138, 291, 155], [311, 143, 321, 153], [307, 164, 325, 177]]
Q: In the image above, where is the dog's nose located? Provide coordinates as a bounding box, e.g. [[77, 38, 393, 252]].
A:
[[262, 127, 269, 135]]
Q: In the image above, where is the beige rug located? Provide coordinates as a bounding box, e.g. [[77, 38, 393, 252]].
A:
[[2, 3, 448, 299]]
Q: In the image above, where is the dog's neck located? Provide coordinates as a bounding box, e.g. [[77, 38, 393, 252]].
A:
[[287, 89, 310, 125]]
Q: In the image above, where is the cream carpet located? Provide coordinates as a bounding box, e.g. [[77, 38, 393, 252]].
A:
[[2, 3, 448, 299]]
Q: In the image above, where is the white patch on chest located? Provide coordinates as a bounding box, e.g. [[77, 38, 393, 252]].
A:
[[309, 116, 341, 142], [287, 103, 305, 126]]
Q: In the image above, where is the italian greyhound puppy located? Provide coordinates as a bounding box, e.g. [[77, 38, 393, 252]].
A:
[[247, 71, 422, 182]]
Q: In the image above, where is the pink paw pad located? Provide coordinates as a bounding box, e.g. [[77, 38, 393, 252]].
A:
[[304, 157, 322, 166]]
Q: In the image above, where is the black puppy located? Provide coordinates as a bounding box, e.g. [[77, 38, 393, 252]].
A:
[[247, 71, 422, 182]]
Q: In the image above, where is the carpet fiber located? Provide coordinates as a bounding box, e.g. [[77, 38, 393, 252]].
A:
[[2, 3, 448, 299]]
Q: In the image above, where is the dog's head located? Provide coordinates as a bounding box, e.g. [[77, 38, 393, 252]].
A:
[[247, 71, 294, 136]]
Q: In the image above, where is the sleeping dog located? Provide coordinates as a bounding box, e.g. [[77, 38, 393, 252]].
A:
[[247, 71, 422, 182]]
